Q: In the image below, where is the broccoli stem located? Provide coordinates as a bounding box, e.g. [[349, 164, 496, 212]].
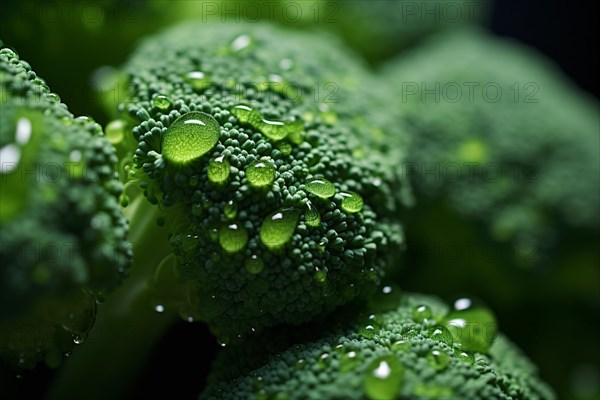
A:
[[48, 194, 177, 400]]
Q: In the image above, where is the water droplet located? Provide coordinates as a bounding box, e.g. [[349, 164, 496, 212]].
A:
[[207, 155, 230, 183], [426, 349, 451, 370], [368, 284, 402, 312], [224, 200, 238, 219], [304, 202, 321, 227], [340, 192, 363, 213], [246, 160, 275, 188], [391, 340, 410, 352], [231, 104, 261, 124], [314, 269, 327, 284], [358, 322, 380, 339], [230, 34, 252, 52], [162, 111, 220, 165], [219, 223, 248, 253], [425, 325, 454, 346], [412, 304, 433, 323], [259, 118, 303, 142], [259, 208, 299, 250], [245, 255, 264, 274], [305, 178, 336, 199], [276, 141, 292, 156], [443, 298, 497, 353], [73, 334, 87, 345], [184, 71, 211, 91], [155, 304, 165, 313], [340, 350, 360, 372], [455, 350, 475, 364], [0, 144, 21, 173], [15, 117, 32, 145], [363, 356, 404, 400], [317, 352, 330, 369], [105, 119, 127, 145], [153, 95, 171, 110]]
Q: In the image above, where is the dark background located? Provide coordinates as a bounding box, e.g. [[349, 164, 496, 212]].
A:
[[0, 0, 598, 399]]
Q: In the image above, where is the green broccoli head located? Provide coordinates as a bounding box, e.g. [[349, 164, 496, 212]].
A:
[[110, 22, 407, 339], [0, 47, 131, 368], [200, 291, 554, 400], [384, 28, 599, 249]]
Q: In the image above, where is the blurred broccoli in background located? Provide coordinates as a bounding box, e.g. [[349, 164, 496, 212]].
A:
[[0, 48, 130, 369], [383, 27, 599, 399]]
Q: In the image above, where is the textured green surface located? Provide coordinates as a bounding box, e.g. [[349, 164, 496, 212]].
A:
[[200, 292, 554, 400], [111, 22, 408, 339]]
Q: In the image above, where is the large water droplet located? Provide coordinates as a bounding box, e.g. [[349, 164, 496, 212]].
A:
[[246, 160, 275, 188], [363, 356, 404, 400], [162, 112, 220, 165], [260, 208, 299, 250], [443, 298, 497, 353], [412, 304, 433, 323], [340, 192, 363, 213], [105, 119, 127, 145], [219, 223, 248, 253], [305, 178, 335, 199], [230, 104, 261, 125]]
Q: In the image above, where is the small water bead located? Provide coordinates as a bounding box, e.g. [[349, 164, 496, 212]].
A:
[[105, 119, 127, 145], [443, 298, 497, 353], [313, 269, 327, 284], [259, 118, 303, 141], [340, 192, 364, 213], [276, 141, 292, 156], [305, 178, 336, 199], [425, 325, 454, 346], [427, 350, 451, 370], [358, 322, 380, 339], [259, 208, 300, 250], [412, 304, 433, 323], [154, 304, 165, 313], [191, 203, 204, 217], [304, 202, 321, 227], [218, 223, 248, 253], [224, 200, 238, 219], [207, 156, 230, 183], [162, 112, 220, 165], [246, 160, 276, 188], [184, 71, 211, 91], [46, 92, 61, 103], [363, 356, 404, 400], [368, 284, 403, 313], [455, 350, 475, 364], [245, 255, 264, 275], [153, 95, 171, 110]]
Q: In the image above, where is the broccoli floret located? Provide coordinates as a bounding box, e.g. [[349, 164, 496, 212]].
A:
[[0, 47, 131, 369], [384, 28, 599, 251], [105, 21, 406, 339], [200, 291, 554, 400]]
